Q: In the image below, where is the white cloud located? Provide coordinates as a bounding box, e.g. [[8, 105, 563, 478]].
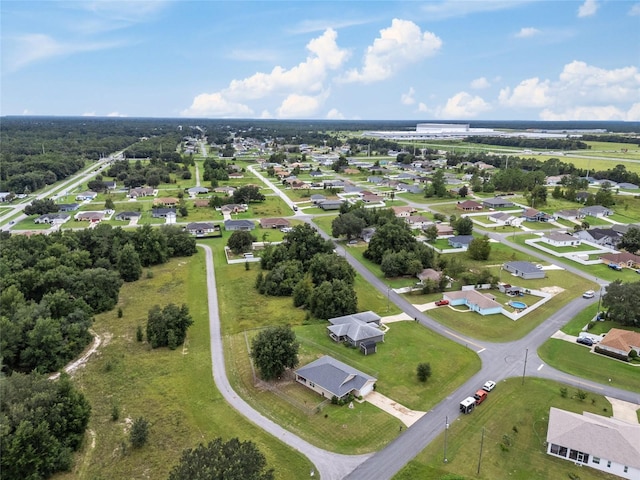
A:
[[470, 77, 491, 89], [418, 102, 429, 112], [326, 108, 345, 119], [4, 33, 122, 72], [629, 3, 640, 16], [500, 60, 640, 120], [106, 112, 127, 117], [341, 19, 442, 84], [182, 29, 348, 117], [401, 87, 416, 105], [515, 27, 540, 38], [276, 94, 322, 118], [578, 0, 598, 17], [499, 77, 552, 108], [421, 1, 530, 21], [438, 92, 490, 118]]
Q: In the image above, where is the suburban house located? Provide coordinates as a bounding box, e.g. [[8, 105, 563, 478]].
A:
[[115, 211, 141, 221], [618, 182, 639, 190], [193, 199, 210, 208], [554, 209, 585, 221], [489, 212, 517, 226], [0, 192, 13, 202], [327, 311, 384, 352], [186, 222, 221, 237], [151, 208, 176, 218], [75, 191, 97, 201], [128, 187, 155, 198], [575, 191, 591, 203], [405, 215, 432, 229], [581, 205, 613, 217], [595, 328, 640, 361], [57, 203, 80, 212], [416, 268, 443, 283], [599, 252, 640, 269], [503, 261, 545, 280], [154, 197, 179, 207], [75, 211, 105, 222], [228, 172, 244, 179], [448, 235, 474, 249], [213, 186, 236, 196], [295, 356, 377, 401], [541, 232, 581, 247], [224, 219, 255, 231], [187, 186, 209, 195], [317, 200, 344, 211], [102, 180, 117, 190], [575, 228, 623, 248], [442, 290, 502, 316], [259, 218, 290, 229], [392, 206, 417, 217], [34, 213, 70, 225], [456, 200, 483, 211], [482, 197, 514, 209], [310, 194, 326, 204], [436, 224, 454, 236], [361, 193, 384, 203], [367, 176, 383, 184], [220, 204, 248, 215], [521, 208, 552, 222], [546, 407, 640, 480]]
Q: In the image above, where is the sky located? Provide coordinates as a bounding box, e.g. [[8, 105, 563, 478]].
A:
[[1, 0, 639, 121]]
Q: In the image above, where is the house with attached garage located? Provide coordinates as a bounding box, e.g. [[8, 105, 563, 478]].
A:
[[259, 218, 290, 229], [151, 207, 176, 218], [448, 235, 474, 249], [34, 213, 70, 225], [553, 209, 585, 222], [57, 203, 80, 212], [581, 205, 613, 217], [456, 200, 483, 212], [442, 290, 502, 316], [541, 232, 581, 247], [599, 252, 640, 270], [489, 212, 518, 226], [482, 197, 514, 209], [327, 311, 384, 351], [317, 200, 344, 211], [595, 328, 640, 361], [186, 222, 221, 237], [224, 219, 255, 231], [521, 208, 552, 222], [575, 228, 623, 248], [75, 191, 98, 201], [503, 261, 545, 280], [295, 356, 377, 401], [115, 211, 141, 221], [392, 205, 417, 217], [546, 407, 640, 480]]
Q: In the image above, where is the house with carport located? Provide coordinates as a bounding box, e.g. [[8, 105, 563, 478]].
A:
[[295, 356, 377, 401], [503, 261, 545, 280], [546, 407, 640, 480], [442, 290, 502, 316]]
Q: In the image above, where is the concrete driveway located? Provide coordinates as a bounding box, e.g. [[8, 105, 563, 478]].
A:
[[606, 397, 640, 424], [365, 392, 426, 427]]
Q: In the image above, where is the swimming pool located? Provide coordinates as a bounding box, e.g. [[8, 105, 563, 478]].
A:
[[509, 301, 527, 309]]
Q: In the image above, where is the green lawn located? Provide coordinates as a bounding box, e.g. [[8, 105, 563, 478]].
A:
[[395, 377, 619, 480], [538, 339, 640, 394], [533, 241, 598, 254], [57, 255, 312, 480]]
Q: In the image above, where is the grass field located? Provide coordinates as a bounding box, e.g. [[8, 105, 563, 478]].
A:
[[56, 255, 313, 480], [395, 377, 620, 480]]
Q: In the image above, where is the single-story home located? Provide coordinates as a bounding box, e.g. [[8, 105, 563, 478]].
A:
[[546, 407, 640, 480], [75, 211, 105, 222], [489, 212, 517, 225], [575, 191, 591, 202], [193, 199, 210, 208], [220, 204, 248, 214], [34, 213, 70, 225], [581, 205, 613, 217], [187, 186, 209, 195], [57, 203, 80, 212], [260, 218, 290, 229], [361, 193, 384, 203], [115, 211, 141, 221], [327, 311, 384, 350], [599, 252, 640, 269], [554, 209, 585, 221], [521, 208, 551, 222], [361, 227, 376, 243], [186, 222, 221, 237], [436, 224, 454, 236], [318, 200, 344, 211], [405, 215, 432, 229], [154, 197, 179, 207], [224, 219, 255, 231], [228, 172, 244, 179], [310, 194, 326, 204], [618, 182, 639, 190], [102, 181, 117, 190], [416, 268, 442, 283], [392, 206, 417, 217], [595, 328, 640, 361], [502, 261, 545, 279], [295, 356, 377, 401], [128, 187, 155, 198], [575, 228, 622, 248], [151, 208, 176, 218], [442, 290, 502, 316], [213, 186, 236, 196], [75, 191, 98, 201], [482, 197, 514, 209], [456, 200, 483, 211], [541, 232, 581, 247], [448, 235, 474, 249]]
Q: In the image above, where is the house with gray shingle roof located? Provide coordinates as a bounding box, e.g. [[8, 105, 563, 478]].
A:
[[482, 197, 514, 209], [295, 356, 377, 400], [224, 219, 255, 231], [581, 205, 613, 217], [327, 311, 384, 351], [503, 261, 545, 279], [541, 232, 581, 247], [546, 407, 640, 479]]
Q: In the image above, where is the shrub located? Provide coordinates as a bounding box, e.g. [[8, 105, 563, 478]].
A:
[[130, 417, 149, 448], [560, 387, 568, 398]]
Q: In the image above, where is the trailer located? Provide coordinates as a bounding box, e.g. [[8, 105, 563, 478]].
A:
[[460, 396, 476, 414]]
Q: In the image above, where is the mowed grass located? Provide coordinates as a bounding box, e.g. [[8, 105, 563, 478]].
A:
[[56, 254, 313, 480], [395, 377, 619, 480], [538, 339, 640, 394]]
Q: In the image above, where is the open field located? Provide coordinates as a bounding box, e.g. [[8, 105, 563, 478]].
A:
[[56, 255, 312, 480], [395, 377, 619, 480]]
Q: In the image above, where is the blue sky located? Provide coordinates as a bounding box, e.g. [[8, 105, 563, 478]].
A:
[[2, 0, 639, 120]]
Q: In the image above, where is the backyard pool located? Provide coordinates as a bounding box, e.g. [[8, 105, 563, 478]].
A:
[[509, 301, 527, 309]]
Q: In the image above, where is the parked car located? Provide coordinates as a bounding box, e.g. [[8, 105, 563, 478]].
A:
[[576, 337, 593, 346], [473, 390, 488, 405], [435, 299, 449, 306], [482, 380, 496, 392], [582, 290, 595, 299], [608, 263, 622, 271]]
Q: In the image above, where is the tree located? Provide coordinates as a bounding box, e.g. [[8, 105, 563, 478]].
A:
[[130, 417, 149, 448], [24, 198, 59, 216], [527, 185, 548, 207], [595, 181, 615, 207], [168, 438, 274, 480], [458, 185, 468, 198], [146, 303, 193, 349], [455, 217, 473, 235], [468, 235, 491, 260], [364, 221, 417, 264], [104, 197, 115, 210], [251, 326, 299, 380], [416, 362, 432, 382], [233, 185, 265, 204], [331, 213, 366, 240], [424, 225, 438, 243], [602, 280, 640, 326], [307, 253, 355, 286], [227, 230, 255, 255], [430, 169, 447, 197], [309, 279, 357, 319], [117, 242, 142, 282], [618, 227, 640, 254]]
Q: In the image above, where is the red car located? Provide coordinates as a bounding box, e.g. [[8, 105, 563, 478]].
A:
[[435, 299, 449, 306]]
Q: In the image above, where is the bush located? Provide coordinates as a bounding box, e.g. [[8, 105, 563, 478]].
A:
[[130, 417, 149, 448], [416, 362, 432, 382]]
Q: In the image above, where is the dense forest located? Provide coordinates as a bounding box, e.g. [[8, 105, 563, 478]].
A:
[[463, 136, 589, 150]]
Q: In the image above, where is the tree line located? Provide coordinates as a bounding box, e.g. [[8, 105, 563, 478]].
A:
[[464, 136, 589, 150]]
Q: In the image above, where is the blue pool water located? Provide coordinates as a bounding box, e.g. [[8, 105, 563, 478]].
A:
[[510, 301, 527, 309]]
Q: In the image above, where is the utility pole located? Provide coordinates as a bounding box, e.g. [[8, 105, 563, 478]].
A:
[[476, 427, 485, 475], [522, 348, 528, 385], [443, 416, 449, 463]]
